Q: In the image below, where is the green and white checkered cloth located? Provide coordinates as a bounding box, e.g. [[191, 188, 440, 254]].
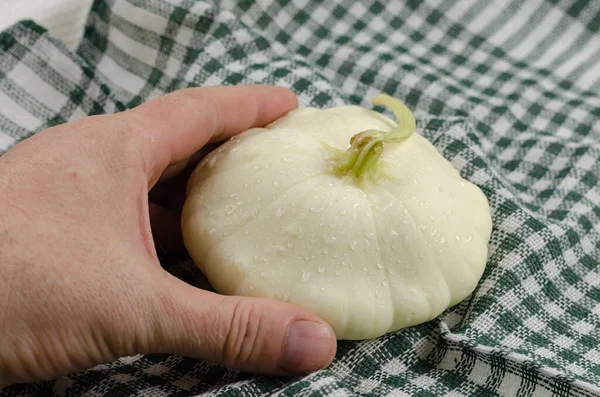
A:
[[1, 0, 600, 395]]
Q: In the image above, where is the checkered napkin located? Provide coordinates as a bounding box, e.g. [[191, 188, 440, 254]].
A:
[[2, 1, 600, 396]]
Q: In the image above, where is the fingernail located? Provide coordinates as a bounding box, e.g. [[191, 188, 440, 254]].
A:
[[281, 320, 335, 374]]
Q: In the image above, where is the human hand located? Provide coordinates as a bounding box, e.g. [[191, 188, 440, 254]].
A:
[[0, 85, 337, 388]]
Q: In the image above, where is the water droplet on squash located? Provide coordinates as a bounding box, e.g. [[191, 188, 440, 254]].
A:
[[225, 205, 236, 215], [310, 206, 324, 213], [273, 181, 280, 186], [282, 156, 295, 163], [440, 237, 446, 245], [310, 236, 319, 244], [438, 187, 444, 193], [349, 240, 357, 251], [244, 228, 251, 235], [207, 156, 217, 168], [324, 235, 337, 244], [287, 240, 294, 248], [455, 235, 461, 242], [317, 266, 325, 273], [465, 234, 473, 243], [252, 165, 261, 170], [301, 270, 311, 282], [382, 281, 389, 287], [430, 229, 437, 237], [283, 292, 290, 302], [277, 169, 289, 175], [251, 210, 258, 218], [276, 207, 286, 217], [375, 290, 383, 299], [377, 263, 384, 270], [429, 215, 435, 221], [320, 286, 326, 292]]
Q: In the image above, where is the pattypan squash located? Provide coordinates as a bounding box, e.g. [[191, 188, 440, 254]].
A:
[[182, 95, 492, 340]]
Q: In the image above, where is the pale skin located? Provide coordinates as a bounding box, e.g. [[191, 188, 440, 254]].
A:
[[0, 85, 337, 388]]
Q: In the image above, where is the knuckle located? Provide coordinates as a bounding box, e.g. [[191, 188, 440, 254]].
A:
[[222, 300, 263, 368]]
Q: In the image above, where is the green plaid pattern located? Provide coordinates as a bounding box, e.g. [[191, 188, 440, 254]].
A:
[[1, 0, 600, 395]]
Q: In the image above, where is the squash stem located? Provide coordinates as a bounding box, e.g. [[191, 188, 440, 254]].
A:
[[330, 94, 416, 185]]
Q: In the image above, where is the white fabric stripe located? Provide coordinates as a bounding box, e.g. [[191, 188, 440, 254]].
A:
[[487, 0, 543, 47], [7, 63, 67, 114], [462, 1, 506, 36], [509, 6, 563, 60], [533, 21, 586, 67], [443, 0, 482, 22], [0, 0, 92, 50], [576, 48, 600, 87], [0, 131, 16, 153], [577, 52, 600, 91], [0, 89, 42, 130], [112, 0, 169, 36], [108, 26, 159, 67], [96, 54, 147, 95], [555, 37, 600, 80]]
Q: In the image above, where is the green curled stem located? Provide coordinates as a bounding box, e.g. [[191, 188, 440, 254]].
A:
[[329, 94, 416, 186]]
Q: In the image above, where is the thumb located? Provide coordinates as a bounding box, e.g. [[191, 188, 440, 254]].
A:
[[147, 275, 337, 375]]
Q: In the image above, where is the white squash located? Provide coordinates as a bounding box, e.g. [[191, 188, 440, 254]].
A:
[[182, 95, 492, 340]]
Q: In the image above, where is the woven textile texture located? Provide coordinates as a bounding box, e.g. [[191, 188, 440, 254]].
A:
[[0, 0, 93, 50], [1, 0, 600, 396]]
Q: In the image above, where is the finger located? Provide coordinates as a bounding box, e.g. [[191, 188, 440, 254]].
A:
[[147, 276, 337, 375], [158, 158, 190, 184], [118, 85, 298, 186], [157, 143, 217, 184]]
